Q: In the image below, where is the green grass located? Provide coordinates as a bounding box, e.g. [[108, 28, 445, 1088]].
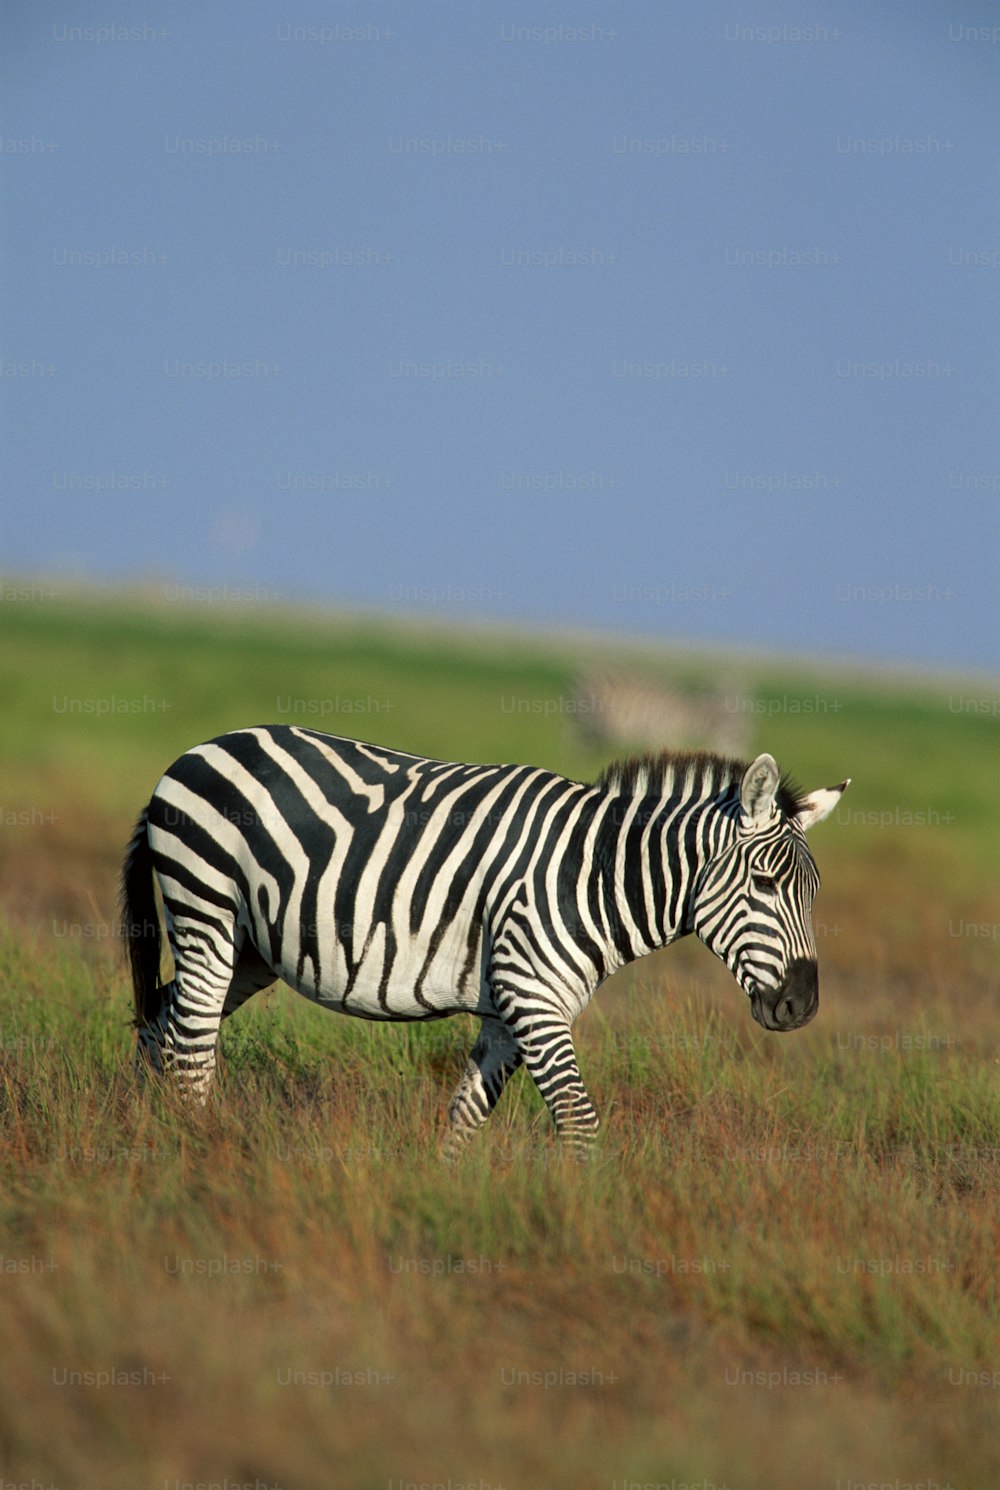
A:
[[0, 585, 998, 1488]]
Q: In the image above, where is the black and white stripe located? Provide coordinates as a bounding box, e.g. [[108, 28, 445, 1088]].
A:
[[120, 726, 848, 1152]]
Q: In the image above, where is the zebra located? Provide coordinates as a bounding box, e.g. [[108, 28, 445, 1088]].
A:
[[120, 725, 848, 1155], [571, 667, 751, 758]]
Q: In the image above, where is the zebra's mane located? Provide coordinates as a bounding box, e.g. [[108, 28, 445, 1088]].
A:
[[595, 749, 807, 817]]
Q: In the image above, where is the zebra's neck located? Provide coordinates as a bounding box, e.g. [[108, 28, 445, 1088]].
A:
[[591, 779, 739, 972]]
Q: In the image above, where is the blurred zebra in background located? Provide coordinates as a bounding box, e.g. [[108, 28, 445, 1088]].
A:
[[570, 668, 752, 758]]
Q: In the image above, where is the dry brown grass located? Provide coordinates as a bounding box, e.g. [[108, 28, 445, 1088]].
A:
[[0, 906, 998, 1490]]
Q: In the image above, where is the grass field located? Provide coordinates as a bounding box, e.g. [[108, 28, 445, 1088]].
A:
[[1, 585, 998, 1490]]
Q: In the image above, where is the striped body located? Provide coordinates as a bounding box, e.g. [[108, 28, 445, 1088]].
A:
[[148, 727, 616, 1022], [122, 725, 848, 1152]]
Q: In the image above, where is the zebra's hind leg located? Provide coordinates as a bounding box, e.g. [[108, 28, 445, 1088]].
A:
[[137, 977, 224, 1106], [138, 911, 247, 1106], [443, 1017, 523, 1160]]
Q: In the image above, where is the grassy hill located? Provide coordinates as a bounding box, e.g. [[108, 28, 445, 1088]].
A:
[[0, 586, 997, 1489]]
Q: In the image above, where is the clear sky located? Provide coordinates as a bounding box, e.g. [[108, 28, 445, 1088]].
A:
[[2, 1, 998, 671]]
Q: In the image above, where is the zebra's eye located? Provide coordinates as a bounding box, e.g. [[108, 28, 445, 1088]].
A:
[[752, 874, 777, 895]]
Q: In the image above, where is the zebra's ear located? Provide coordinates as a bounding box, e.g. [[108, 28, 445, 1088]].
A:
[[796, 779, 850, 831], [739, 753, 781, 827]]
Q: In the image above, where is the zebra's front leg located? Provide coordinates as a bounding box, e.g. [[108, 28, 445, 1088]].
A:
[[443, 1017, 523, 1160], [493, 989, 600, 1159]]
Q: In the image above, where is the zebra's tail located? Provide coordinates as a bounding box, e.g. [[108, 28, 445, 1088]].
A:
[[119, 806, 163, 1027]]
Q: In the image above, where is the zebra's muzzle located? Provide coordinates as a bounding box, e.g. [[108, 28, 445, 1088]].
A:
[[750, 958, 818, 1032]]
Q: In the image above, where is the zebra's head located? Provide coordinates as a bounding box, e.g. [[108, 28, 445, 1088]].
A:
[[691, 754, 848, 1032]]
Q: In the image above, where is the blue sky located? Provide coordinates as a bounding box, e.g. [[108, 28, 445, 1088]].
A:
[[2, 1, 998, 670]]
